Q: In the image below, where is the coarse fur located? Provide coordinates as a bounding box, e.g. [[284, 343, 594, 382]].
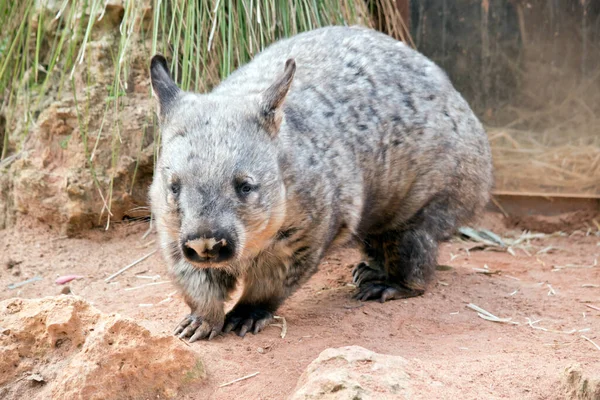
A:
[[149, 26, 493, 341]]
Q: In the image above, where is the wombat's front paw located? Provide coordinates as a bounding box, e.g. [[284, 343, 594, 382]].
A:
[[353, 282, 424, 303], [223, 304, 273, 337], [174, 314, 223, 342]]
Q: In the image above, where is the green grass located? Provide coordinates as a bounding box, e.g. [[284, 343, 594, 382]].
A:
[[0, 0, 411, 226]]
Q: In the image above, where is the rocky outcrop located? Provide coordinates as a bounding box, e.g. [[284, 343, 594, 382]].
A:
[[0, 296, 204, 400], [1, 1, 155, 235], [563, 364, 600, 400]]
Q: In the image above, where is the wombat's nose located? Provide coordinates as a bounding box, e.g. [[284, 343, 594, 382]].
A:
[[182, 232, 234, 263]]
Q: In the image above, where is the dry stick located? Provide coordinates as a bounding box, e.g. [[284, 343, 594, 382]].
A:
[[466, 303, 519, 325], [553, 258, 598, 271], [219, 372, 260, 388], [490, 196, 509, 218], [585, 304, 600, 312], [124, 280, 170, 292], [271, 315, 287, 339], [526, 318, 576, 334], [158, 290, 178, 305], [581, 335, 600, 352], [105, 250, 157, 282]]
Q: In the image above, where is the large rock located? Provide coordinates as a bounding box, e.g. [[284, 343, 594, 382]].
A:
[[1, 1, 155, 235], [0, 296, 204, 400], [289, 346, 417, 400], [563, 364, 600, 400]]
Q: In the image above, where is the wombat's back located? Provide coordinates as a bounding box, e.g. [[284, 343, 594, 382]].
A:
[[214, 25, 492, 233]]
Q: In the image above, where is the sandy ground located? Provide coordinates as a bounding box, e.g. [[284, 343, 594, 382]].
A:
[[1, 212, 599, 399]]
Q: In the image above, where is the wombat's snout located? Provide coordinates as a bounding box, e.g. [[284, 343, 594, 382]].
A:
[[181, 230, 235, 263]]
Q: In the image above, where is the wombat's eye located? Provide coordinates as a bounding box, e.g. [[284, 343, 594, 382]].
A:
[[169, 182, 181, 195], [237, 182, 255, 196]]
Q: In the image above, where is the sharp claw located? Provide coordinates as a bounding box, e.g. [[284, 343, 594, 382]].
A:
[[174, 317, 191, 335], [239, 320, 252, 337], [380, 288, 391, 302], [208, 330, 219, 340], [223, 323, 235, 334], [176, 316, 192, 330], [253, 319, 268, 334], [189, 333, 202, 343]]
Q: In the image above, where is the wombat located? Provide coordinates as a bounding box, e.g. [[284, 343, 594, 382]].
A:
[[149, 26, 492, 341]]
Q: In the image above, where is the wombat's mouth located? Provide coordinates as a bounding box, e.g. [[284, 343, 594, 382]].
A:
[[184, 258, 234, 270]]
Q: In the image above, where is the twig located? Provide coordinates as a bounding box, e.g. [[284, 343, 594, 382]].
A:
[[271, 315, 287, 339], [581, 335, 600, 352], [124, 281, 170, 291], [105, 250, 157, 282], [490, 196, 509, 218], [552, 258, 597, 271], [466, 303, 519, 325], [142, 217, 154, 240], [8, 276, 42, 289], [526, 318, 576, 334], [473, 267, 501, 275], [137, 239, 156, 249], [158, 290, 178, 305], [219, 372, 259, 388], [135, 274, 161, 280], [585, 304, 600, 312], [536, 246, 556, 255]]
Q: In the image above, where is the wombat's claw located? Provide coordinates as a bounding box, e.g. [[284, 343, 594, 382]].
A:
[[223, 305, 273, 337], [174, 314, 221, 342], [352, 262, 386, 286], [353, 282, 423, 303]]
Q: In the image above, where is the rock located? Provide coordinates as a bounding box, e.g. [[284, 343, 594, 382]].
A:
[[0, 296, 204, 400], [289, 346, 416, 400], [2, 1, 155, 235], [563, 364, 600, 400]]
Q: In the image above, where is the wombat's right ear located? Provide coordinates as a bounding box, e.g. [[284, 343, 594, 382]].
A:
[[150, 54, 181, 117], [259, 58, 296, 137]]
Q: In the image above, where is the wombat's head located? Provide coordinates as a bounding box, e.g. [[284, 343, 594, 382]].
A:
[[149, 55, 295, 270]]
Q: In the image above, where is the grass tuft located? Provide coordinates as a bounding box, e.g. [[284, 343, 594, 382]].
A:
[[0, 0, 411, 227]]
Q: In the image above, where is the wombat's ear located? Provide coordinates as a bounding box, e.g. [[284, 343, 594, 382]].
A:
[[150, 54, 181, 117], [259, 58, 296, 137]]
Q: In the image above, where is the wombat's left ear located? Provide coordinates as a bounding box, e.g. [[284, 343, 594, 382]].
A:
[[259, 58, 296, 137], [150, 54, 181, 117]]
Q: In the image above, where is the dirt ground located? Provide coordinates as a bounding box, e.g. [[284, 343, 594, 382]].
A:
[[1, 212, 599, 399]]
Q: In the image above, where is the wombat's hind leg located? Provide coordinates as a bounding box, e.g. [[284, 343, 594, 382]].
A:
[[352, 257, 426, 302], [353, 229, 436, 302], [352, 234, 387, 291], [353, 198, 457, 302]]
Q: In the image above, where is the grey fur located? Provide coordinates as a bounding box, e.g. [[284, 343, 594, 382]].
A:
[[149, 26, 493, 341]]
